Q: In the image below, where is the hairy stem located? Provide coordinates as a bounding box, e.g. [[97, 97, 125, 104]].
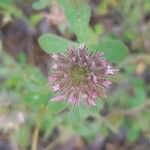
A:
[[31, 120, 40, 150]]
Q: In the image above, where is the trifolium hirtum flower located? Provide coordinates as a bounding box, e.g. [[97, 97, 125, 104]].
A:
[[48, 44, 118, 106]]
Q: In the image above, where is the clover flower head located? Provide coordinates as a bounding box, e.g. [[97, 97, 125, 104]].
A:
[[48, 44, 118, 106]]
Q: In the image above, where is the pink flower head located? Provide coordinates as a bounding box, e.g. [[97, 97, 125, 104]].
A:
[[48, 44, 118, 106]]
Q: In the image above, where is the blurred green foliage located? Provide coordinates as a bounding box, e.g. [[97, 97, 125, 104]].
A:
[[0, 0, 150, 149]]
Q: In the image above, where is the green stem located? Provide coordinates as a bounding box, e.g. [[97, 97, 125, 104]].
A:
[[31, 98, 49, 150]]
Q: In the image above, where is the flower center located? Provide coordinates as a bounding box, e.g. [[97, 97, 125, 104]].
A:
[[70, 65, 88, 85]]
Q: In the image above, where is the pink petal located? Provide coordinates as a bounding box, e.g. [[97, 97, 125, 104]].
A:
[[78, 44, 85, 49], [51, 53, 58, 60], [91, 73, 98, 83], [68, 94, 79, 105], [72, 56, 76, 63], [91, 61, 96, 68], [82, 94, 87, 99], [106, 66, 118, 75], [53, 84, 60, 91], [91, 92, 97, 99], [102, 80, 111, 88], [87, 99, 96, 106], [101, 60, 108, 66], [95, 52, 104, 58], [52, 64, 58, 69], [48, 76, 57, 81], [51, 95, 64, 101]]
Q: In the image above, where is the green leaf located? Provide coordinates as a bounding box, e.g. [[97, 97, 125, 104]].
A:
[[38, 33, 76, 54], [130, 78, 146, 107], [0, 0, 12, 4], [131, 87, 146, 107], [0, 2, 22, 17], [68, 106, 80, 123], [127, 126, 140, 141], [48, 101, 67, 113], [59, 0, 91, 42], [144, 0, 150, 11], [77, 125, 91, 138], [42, 113, 59, 139], [89, 100, 104, 114], [94, 40, 129, 63], [68, 104, 90, 123], [15, 127, 29, 149], [78, 103, 89, 119], [29, 13, 43, 27], [32, 0, 50, 10]]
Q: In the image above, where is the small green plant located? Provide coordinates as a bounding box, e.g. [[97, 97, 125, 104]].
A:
[[0, 0, 150, 149]]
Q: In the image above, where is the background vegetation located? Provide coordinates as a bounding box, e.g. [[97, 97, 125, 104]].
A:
[[0, 0, 150, 149]]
